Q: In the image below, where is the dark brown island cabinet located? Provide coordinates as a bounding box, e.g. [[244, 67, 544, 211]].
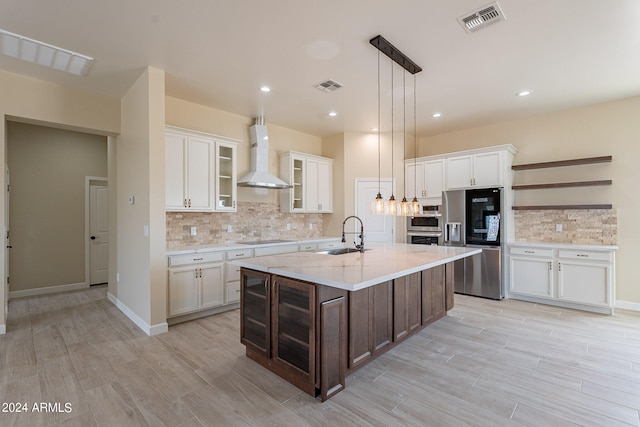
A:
[[240, 263, 455, 401]]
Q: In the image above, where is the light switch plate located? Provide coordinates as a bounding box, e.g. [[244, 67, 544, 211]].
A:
[[128, 195, 135, 204]]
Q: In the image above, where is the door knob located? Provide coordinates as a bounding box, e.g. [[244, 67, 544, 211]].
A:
[[90, 236, 96, 240]]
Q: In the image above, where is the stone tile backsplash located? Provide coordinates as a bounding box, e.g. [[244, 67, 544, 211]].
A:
[[166, 202, 324, 250], [514, 209, 617, 245]]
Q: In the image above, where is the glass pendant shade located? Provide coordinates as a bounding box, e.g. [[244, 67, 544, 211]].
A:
[[400, 197, 411, 216], [411, 197, 421, 216], [386, 194, 399, 216], [371, 192, 386, 214]]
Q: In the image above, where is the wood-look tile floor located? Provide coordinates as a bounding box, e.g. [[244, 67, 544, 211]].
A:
[[1, 286, 640, 427]]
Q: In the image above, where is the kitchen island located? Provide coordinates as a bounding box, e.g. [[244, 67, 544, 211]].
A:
[[234, 243, 481, 401]]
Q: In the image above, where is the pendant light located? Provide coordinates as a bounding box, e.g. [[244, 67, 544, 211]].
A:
[[411, 73, 421, 215], [371, 49, 385, 214], [386, 60, 400, 216], [400, 70, 411, 216], [369, 35, 423, 216]]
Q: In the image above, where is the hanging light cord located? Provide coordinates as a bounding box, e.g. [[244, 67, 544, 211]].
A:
[[414, 74, 418, 199], [390, 60, 394, 197], [403, 70, 407, 199], [377, 50, 381, 196]]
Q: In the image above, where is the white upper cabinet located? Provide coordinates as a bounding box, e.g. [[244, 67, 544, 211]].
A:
[[165, 127, 239, 212], [446, 151, 502, 190], [215, 140, 237, 211], [405, 159, 444, 203], [280, 151, 333, 213]]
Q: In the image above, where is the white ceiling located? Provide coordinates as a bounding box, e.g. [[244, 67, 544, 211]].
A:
[[1, 0, 640, 138]]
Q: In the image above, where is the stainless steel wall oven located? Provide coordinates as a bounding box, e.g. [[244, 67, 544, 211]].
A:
[[406, 205, 443, 245]]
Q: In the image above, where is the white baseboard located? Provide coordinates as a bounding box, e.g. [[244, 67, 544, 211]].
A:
[[9, 282, 89, 299], [615, 300, 640, 312], [0, 323, 5, 335], [107, 292, 168, 336]]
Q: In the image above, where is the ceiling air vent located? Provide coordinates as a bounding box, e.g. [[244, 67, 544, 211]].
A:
[[314, 79, 343, 93], [458, 2, 505, 33]]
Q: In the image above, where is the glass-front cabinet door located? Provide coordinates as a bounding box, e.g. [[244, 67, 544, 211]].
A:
[[240, 269, 271, 358], [272, 276, 315, 383], [215, 140, 238, 212]]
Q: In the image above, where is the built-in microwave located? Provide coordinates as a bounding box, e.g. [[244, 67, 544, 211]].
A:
[[406, 205, 442, 245], [407, 205, 442, 232]]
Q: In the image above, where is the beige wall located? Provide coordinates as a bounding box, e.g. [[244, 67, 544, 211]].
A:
[[0, 69, 120, 332], [331, 131, 408, 240], [116, 67, 167, 331], [7, 122, 107, 292], [418, 96, 640, 305]]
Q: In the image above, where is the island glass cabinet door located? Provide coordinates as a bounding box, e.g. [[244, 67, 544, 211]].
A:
[[272, 276, 316, 384], [240, 269, 271, 358]]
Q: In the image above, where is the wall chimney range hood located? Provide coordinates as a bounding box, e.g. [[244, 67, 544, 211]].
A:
[[237, 118, 292, 189]]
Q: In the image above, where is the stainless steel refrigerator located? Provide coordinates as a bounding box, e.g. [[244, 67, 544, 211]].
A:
[[443, 188, 503, 299]]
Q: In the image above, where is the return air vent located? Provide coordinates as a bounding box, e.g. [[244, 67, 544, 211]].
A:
[[314, 79, 343, 93], [458, 2, 505, 33]]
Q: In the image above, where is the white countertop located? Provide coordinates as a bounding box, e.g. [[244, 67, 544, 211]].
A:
[[233, 243, 481, 291], [166, 237, 341, 256], [509, 242, 618, 251]]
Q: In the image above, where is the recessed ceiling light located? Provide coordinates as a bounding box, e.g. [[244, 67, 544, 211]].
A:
[[328, 111, 337, 117], [260, 86, 271, 92], [0, 28, 92, 76], [516, 90, 532, 97], [432, 112, 442, 118]]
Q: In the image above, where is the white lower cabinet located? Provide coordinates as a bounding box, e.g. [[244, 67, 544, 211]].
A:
[[508, 244, 616, 314], [168, 262, 224, 317], [168, 239, 344, 320], [510, 254, 554, 299]]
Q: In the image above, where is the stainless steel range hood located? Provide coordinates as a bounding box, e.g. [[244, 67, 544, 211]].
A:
[[237, 119, 292, 189]]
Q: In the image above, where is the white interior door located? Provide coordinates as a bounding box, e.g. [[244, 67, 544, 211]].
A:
[[355, 178, 395, 244], [89, 185, 109, 285]]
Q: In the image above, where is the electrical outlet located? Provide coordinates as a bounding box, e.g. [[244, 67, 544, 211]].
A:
[[556, 223, 563, 232], [227, 225, 233, 233], [309, 223, 313, 230], [191, 226, 197, 236], [286, 224, 291, 231]]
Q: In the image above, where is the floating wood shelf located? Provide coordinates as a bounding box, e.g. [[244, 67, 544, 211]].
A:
[[512, 180, 612, 191], [512, 204, 613, 211], [512, 155, 612, 171]]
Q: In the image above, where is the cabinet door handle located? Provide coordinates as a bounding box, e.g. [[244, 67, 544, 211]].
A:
[[549, 261, 552, 271], [184, 199, 187, 208], [188, 198, 192, 208], [265, 277, 270, 293], [558, 262, 561, 272], [233, 201, 236, 209]]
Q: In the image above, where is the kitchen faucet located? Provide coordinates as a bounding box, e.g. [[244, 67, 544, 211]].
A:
[[341, 215, 365, 252]]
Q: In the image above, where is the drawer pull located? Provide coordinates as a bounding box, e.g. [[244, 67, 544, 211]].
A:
[[524, 250, 535, 254], [193, 257, 204, 261], [235, 253, 245, 257], [576, 254, 589, 258]]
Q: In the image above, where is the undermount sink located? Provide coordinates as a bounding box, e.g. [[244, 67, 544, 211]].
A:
[[315, 247, 369, 255]]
